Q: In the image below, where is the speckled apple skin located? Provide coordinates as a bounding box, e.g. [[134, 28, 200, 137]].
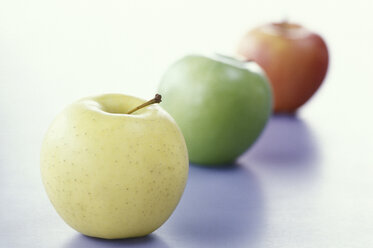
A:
[[40, 94, 188, 239]]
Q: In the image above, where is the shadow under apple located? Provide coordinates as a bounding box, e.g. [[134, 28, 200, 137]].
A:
[[63, 233, 170, 248], [239, 115, 320, 182], [158, 164, 264, 247]]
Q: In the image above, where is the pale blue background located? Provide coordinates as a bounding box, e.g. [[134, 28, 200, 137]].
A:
[[1, 0, 373, 247]]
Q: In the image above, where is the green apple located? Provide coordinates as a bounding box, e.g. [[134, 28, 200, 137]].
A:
[[158, 54, 272, 165], [40, 94, 188, 239]]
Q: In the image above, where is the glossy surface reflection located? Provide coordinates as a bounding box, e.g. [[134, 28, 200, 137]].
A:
[[159, 164, 264, 247], [241, 115, 320, 184], [64, 234, 169, 248]]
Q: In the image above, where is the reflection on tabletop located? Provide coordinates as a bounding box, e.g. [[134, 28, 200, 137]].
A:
[[159, 161, 263, 247], [240, 115, 320, 184], [64, 233, 170, 248]]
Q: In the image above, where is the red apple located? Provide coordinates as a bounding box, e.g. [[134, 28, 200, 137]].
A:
[[237, 22, 329, 113]]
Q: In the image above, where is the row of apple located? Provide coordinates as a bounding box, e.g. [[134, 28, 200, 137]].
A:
[[159, 21, 328, 165], [40, 21, 328, 239]]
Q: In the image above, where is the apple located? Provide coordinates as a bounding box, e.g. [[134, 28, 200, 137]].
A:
[[158, 54, 272, 165], [40, 94, 188, 239], [237, 21, 329, 113]]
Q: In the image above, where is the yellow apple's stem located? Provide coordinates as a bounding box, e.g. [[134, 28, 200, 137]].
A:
[[127, 94, 162, 114]]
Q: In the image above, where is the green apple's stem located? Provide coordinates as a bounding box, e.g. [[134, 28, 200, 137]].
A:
[[127, 94, 162, 114]]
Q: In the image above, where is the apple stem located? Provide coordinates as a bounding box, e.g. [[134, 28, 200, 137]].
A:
[[127, 94, 162, 114], [281, 18, 289, 26]]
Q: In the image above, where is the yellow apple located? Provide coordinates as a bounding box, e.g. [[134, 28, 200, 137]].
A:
[[40, 94, 188, 239]]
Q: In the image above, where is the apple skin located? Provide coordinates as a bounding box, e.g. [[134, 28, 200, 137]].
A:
[[40, 94, 188, 239], [158, 54, 272, 165], [237, 22, 329, 113]]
